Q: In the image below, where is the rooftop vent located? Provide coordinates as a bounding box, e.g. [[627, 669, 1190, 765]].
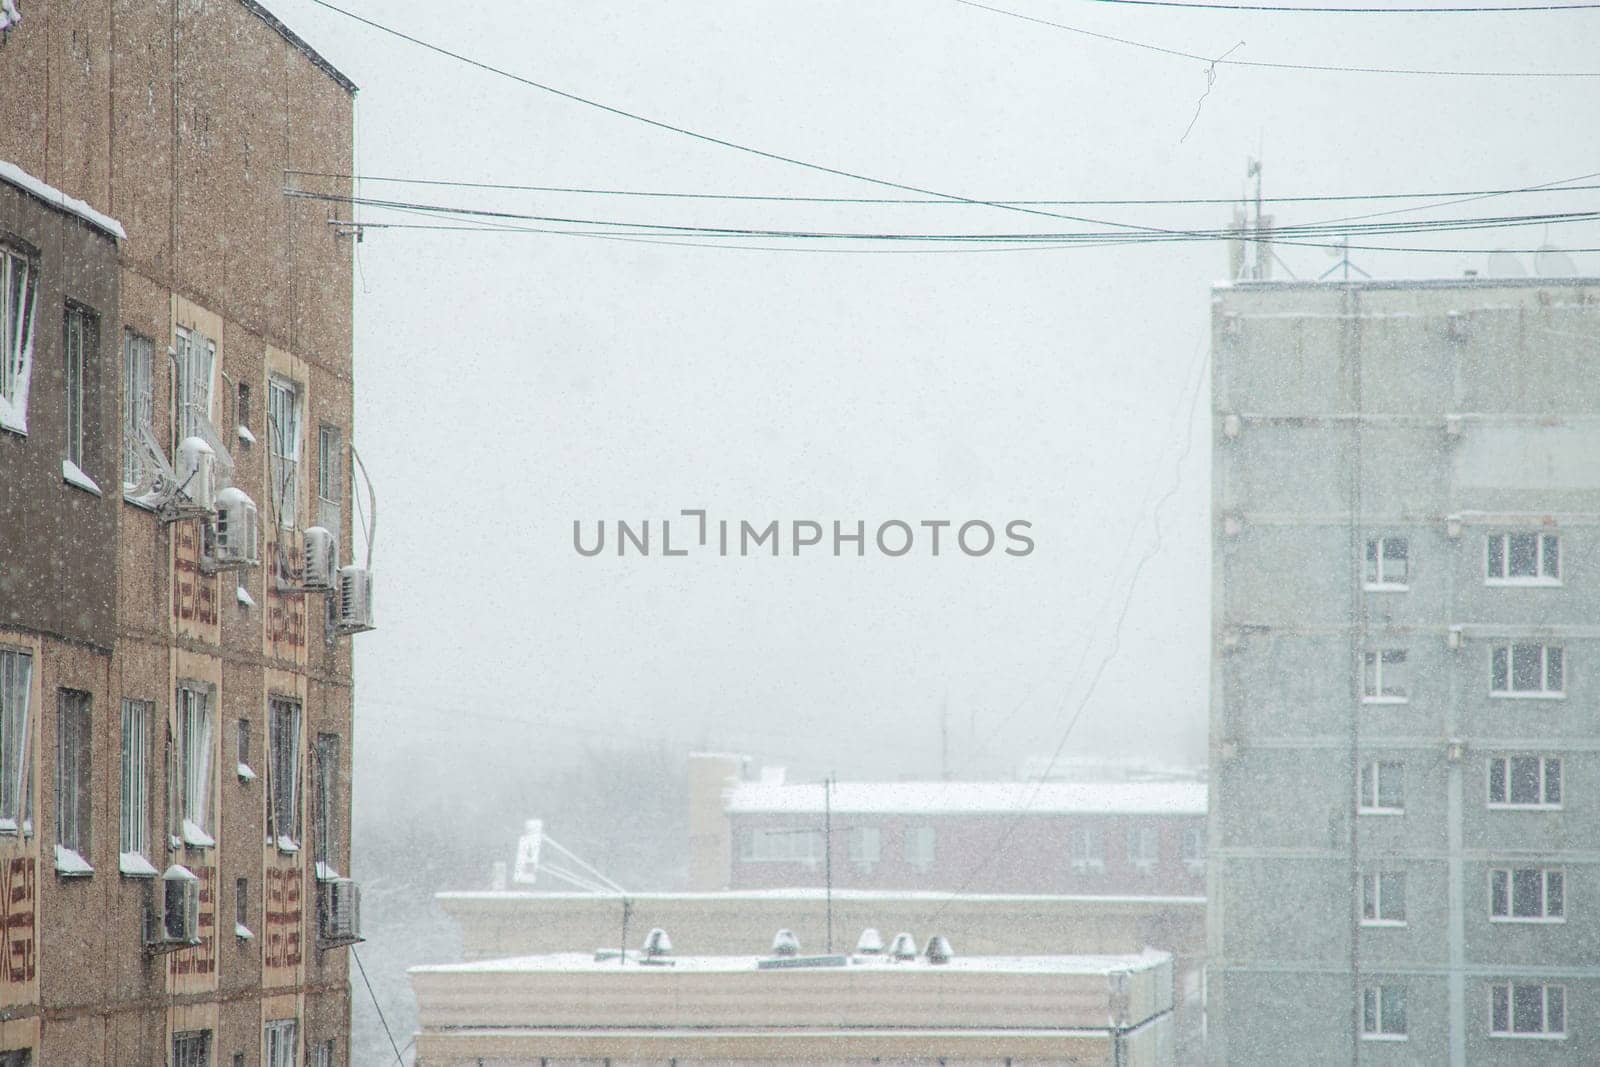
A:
[[924, 935, 954, 964], [771, 929, 799, 957], [856, 927, 884, 955], [888, 932, 917, 961], [642, 928, 673, 959]]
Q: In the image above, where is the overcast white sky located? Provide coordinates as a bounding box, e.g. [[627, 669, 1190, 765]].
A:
[[263, 0, 1600, 790]]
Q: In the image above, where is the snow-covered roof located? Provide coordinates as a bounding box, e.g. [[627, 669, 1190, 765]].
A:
[[239, 1, 358, 94], [0, 161, 125, 240], [725, 780, 1206, 817], [413, 946, 1170, 977], [438, 888, 1207, 906]]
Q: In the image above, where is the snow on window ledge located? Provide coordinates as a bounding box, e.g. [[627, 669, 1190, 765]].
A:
[[237, 424, 256, 445], [62, 459, 102, 496], [235, 922, 254, 941], [275, 835, 300, 854], [1359, 1033, 1408, 1043], [0, 402, 26, 437], [1363, 583, 1409, 594], [0, 818, 18, 836], [119, 851, 158, 878], [182, 819, 216, 849], [54, 845, 94, 877], [237, 762, 257, 782], [236, 584, 256, 608], [315, 861, 342, 883]]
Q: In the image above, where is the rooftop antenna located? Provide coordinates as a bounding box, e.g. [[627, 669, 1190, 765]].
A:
[[1319, 235, 1371, 283]]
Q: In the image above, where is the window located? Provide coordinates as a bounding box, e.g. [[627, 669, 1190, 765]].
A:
[[904, 826, 936, 869], [1491, 644, 1563, 697], [1362, 871, 1407, 925], [1070, 826, 1105, 872], [1180, 826, 1205, 873], [1359, 761, 1405, 813], [1487, 532, 1560, 584], [741, 827, 821, 863], [122, 331, 154, 492], [174, 326, 215, 443], [312, 1040, 334, 1067], [62, 306, 97, 482], [1491, 982, 1565, 1037], [317, 424, 341, 532], [235, 876, 252, 939], [0, 245, 38, 433], [847, 825, 879, 865], [0, 1050, 30, 1066], [264, 1019, 297, 1067], [119, 699, 154, 875], [1362, 650, 1409, 703], [237, 718, 255, 780], [176, 684, 214, 847], [172, 1030, 211, 1067], [314, 732, 340, 874], [1364, 537, 1409, 588], [267, 376, 302, 528], [1361, 984, 1407, 1039], [268, 698, 301, 851], [1488, 756, 1561, 809], [1127, 825, 1158, 870], [0, 649, 33, 834], [236, 381, 251, 439], [1490, 867, 1563, 922], [55, 690, 91, 874]]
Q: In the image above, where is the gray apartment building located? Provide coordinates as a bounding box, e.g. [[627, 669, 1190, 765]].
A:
[[1208, 276, 1600, 1064]]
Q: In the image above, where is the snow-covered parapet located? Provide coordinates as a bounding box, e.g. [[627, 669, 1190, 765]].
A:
[[0, 159, 126, 240]]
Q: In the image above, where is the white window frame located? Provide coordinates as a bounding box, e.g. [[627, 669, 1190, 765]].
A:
[[1490, 982, 1565, 1038], [847, 825, 880, 865], [268, 698, 302, 853], [267, 376, 302, 529], [119, 699, 155, 876], [1487, 755, 1562, 810], [1489, 867, 1564, 923], [1364, 536, 1409, 591], [1490, 644, 1564, 699], [314, 732, 339, 873], [1361, 984, 1408, 1040], [63, 305, 93, 477], [904, 825, 936, 870], [0, 649, 33, 835], [1127, 825, 1158, 871], [264, 1018, 298, 1067], [1180, 826, 1205, 873], [122, 331, 155, 494], [741, 827, 821, 864], [173, 326, 216, 446], [0, 244, 39, 434], [1359, 761, 1405, 814], [1486, 532, 1561, 586], [1070, 826, 1105, 873], [176, 684, 215, 848], [1361, 871, 1407, 926], [1362, 649, 1410, 704], [54, 689, 92, 876]]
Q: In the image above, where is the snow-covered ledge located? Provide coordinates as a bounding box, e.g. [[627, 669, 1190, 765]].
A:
[[62, 459, 101, 496], [55, 845, 93, 877], [0, 159, 126, 240]]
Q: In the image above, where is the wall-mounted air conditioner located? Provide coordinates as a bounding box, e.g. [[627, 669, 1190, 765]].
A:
[[207, 488, 260, 569], [335, 566, 374, 634], [303, 526, 338, 591], [145, 865, 201, 953], [319, 877, 362, 945], [177, 437, 217, 512]]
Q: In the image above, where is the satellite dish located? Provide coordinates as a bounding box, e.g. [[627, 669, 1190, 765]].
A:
[[512, 818, 543, 885], [1485, 251, 1527, 279], [1534, 246, 1578, 278]]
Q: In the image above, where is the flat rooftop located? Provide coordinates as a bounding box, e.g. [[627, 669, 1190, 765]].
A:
[[725, 779, 1207, 816], [416, 948, 1167, 977]]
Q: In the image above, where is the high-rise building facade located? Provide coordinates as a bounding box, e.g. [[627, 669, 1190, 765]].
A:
[[0, 3, 366, 1062], [1208, 276, 1600, 1063]]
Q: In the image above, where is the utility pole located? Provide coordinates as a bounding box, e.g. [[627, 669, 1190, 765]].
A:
[[619, 897, 631, 967], [940, 696, 950, 782]]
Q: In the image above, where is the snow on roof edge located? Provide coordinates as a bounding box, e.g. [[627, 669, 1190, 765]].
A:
[[0, 161, 125, 241], [238, 1, 359, 94], [723, 780, 1207, 816]]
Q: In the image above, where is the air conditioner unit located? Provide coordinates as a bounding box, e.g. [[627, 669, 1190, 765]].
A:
[[319, 877, 362, 944], [209, 488, 260, 568], [176, 437, 217, 512], [335, 566, 374, 633], [303, 526, 338, 591], [145, 865, 202, 952]]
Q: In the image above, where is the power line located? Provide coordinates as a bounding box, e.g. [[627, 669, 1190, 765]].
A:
[[284, 170, 1600, 208], [352, 946, 407, 1067], [955, 0, 1600, 76], [1081, 0, 1600, 11], [291, 188, 1600, 243]]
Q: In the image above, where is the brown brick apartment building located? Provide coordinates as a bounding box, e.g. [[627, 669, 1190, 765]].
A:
[[0, 3, 366, 1063]]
